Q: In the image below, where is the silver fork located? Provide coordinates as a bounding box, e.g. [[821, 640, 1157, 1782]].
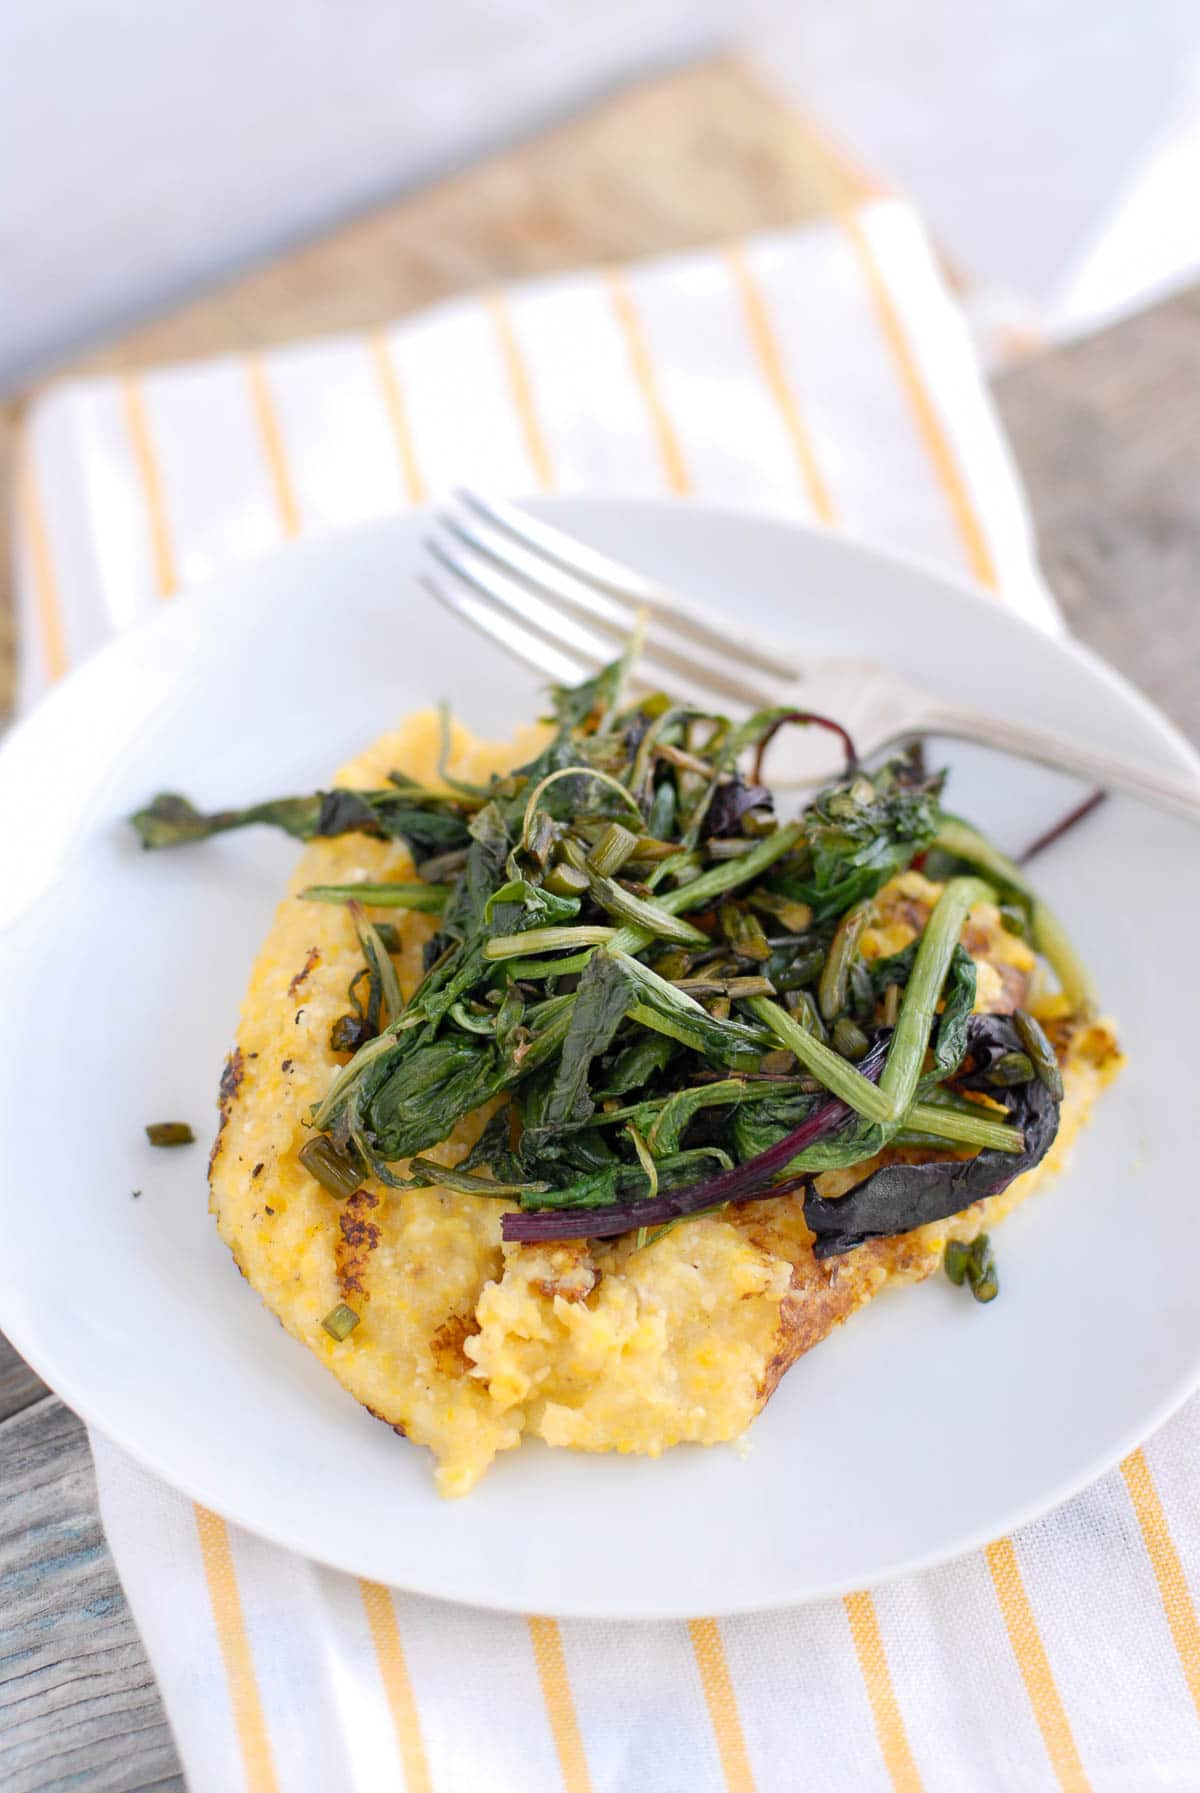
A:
[[421, 488, 1200, 819]]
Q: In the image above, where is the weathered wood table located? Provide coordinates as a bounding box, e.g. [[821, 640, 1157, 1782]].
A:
[[2, 56, 1198, 1793]]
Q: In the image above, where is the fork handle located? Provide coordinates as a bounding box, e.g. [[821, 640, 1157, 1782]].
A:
[[918, 702, 1200, 822]]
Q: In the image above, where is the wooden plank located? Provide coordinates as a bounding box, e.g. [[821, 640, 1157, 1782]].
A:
[[0, 1335, 47, 1426], [995, 284, 1200, 745], [0, 1396, 182, 1791]]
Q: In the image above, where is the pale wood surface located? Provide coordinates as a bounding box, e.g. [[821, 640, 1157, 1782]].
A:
[[3, 53, 1199, 1793], [994, 282, 1200, 744]]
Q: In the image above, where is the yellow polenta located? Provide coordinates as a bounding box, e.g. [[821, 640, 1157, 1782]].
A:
[[209, 714, 1122, 1495]]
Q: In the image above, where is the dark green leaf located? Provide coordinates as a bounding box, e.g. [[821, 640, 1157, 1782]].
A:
[[769, 758, 943, 921], [358, 1037, 502, 1161], [485, 878, 582, 936], [595, 1032, 677, 1098], [131, 786, 471, 863], [535, 951, 639, 1135]]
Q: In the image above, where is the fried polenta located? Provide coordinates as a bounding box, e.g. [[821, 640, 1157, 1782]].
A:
[[208, 714, 1121, 1496]]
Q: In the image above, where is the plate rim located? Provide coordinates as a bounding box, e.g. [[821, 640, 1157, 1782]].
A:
[[3, 495, 1198, 1619]]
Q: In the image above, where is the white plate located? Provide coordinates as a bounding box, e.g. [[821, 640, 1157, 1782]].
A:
[[1, 499, 1196, 1620]]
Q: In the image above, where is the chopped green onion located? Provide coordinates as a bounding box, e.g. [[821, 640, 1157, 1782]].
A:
[[299, 1136, 362, 1199], [943, 1239, 970, 1285], [832, 1017, 870, 1061], [966, 1233, 999, 1303], [747, 889, 813, 933], [944, 1233, 999, 1301], [543, 863, 590, 899], [588, 822, 640, 878], [719, 902, 772, 962], [1013, 1008, 1065, 1102], [145, 1121, 195, 1147], [321, 1302, 361, 1341]]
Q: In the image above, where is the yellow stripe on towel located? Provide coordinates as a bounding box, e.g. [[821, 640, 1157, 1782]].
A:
[[528, 1617, 593, 1793], [844, 1590, 925, 1793], [843, 213, 998, 591], [605, 268, 691, 495], [244, 356, 301, 538], [17, 454, 69, 681], [986, 1538, 1091, 1792], [121, 377, 178, 596], [1121, 1449, 1200, 1724], [689, 1618, 756, 1793], [194, 1506, 281, 1793], [359, 1581, 433, 1793], [724, 243, 836, 524]]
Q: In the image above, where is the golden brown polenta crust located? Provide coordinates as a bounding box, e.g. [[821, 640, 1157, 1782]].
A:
[[210, 715, 1121, 1495]]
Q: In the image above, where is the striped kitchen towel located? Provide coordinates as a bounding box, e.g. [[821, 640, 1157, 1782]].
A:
[[15, 199, 1200, 1792]]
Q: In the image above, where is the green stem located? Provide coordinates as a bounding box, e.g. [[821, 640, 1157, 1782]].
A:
[[592, 1075, 816, 1131], [500, 948, 595, 980], [520, 765, 642, 853], [484, 925, 616, 961], [655, 822, 805, 919], [626, 1002, 707, 1052], [300, 881, 450, 911], [905, 1101, 1022, 1153], [586, 875, 710, 945], [744, 996, 895, 1124], [933, 817, 1097, 1018], [498, 825, 806, 976], [879, 877, 992, 1119]]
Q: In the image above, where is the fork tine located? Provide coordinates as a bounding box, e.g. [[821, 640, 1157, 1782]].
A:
[[422, 574, 593, 689], [425, 548, 732, 715], [453, 488, 801, 682], [436, 509, 779, 710], [425, 527, 735, 710], [426, 537, 619, 674]]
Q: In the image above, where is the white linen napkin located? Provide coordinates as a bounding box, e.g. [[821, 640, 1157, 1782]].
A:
[[16, 199, 1200, 1793]]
